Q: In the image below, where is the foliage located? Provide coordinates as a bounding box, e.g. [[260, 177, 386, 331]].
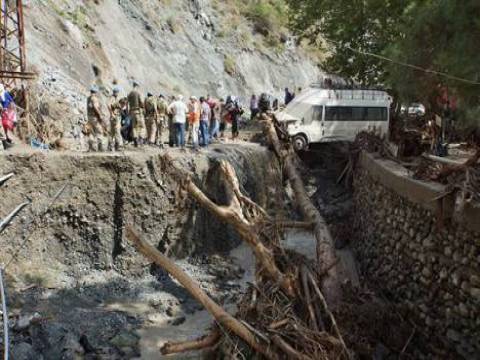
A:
[[287, 0, 405, 86], [166, 16, 182, 34], [286, 0, 480, 128], [224, 55, 237, 76], [241, 1, 288, 36]]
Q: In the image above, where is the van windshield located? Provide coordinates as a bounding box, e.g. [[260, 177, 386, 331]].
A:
[[282, 99, 311, 121]]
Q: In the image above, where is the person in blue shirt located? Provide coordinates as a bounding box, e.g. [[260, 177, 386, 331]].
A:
[[0, 84, 14, 109]]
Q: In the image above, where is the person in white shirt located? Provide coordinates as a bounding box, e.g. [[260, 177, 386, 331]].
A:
[[168, 95, 188, 149]]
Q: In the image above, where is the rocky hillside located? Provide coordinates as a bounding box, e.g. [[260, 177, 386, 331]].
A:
[[24, 0, 319, 116]]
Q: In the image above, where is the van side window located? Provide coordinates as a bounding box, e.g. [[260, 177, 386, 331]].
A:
[[325, 106, 387, 121], [366, 107, 388, 121]]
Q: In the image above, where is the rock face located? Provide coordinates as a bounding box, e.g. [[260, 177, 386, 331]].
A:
[[24, 0, 319, 144], [352, 153, 480, 359]]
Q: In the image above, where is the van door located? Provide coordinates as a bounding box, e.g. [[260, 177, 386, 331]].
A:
[[323, 106, 352, 141], [309, 105, 323, 142]]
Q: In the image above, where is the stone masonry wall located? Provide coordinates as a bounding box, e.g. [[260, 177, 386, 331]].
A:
[[352, 153, 480, 359]]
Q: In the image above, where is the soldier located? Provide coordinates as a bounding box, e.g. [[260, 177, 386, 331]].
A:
[[144, 92, 158, 145], [157, 94, 168, 148], [127, 81, 146, 147], [86, 85, 106, 151], [108, 87, 124, 151]]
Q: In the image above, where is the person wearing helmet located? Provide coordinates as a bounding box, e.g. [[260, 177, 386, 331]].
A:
[[86, 85, 106, 151], [127, 81, 146, 147], [108, 86, 124, 151]]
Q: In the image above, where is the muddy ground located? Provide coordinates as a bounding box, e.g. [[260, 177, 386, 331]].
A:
[[0, 143, 290, 359]]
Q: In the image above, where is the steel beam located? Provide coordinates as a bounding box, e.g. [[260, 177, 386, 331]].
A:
[[0, 0, 33, 87]]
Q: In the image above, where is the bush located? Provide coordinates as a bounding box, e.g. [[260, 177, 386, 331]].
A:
[[224, 55, 237, 76], [167, 16, 182, 33], [242, 1, 287, 36]]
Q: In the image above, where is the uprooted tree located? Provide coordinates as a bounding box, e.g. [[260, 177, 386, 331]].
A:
[[125, 113, 347, 358]]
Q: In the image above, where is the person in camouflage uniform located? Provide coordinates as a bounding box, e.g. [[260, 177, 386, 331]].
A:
[[144, 93, 158, 145], [86, 85, 106, 151], [108, 87, 123, 151], [157, 94, 168, 148], [127, 81, 146, 147]]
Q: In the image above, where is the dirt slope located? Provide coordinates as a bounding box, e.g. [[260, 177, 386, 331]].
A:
[[24, 0, 319, 125]]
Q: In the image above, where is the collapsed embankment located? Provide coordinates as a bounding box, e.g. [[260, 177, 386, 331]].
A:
[[352, 151, 480, 359], [0, 144, 288, 359]]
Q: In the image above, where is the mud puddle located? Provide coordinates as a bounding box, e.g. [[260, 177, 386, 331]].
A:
[[92, 244, 255, 359]]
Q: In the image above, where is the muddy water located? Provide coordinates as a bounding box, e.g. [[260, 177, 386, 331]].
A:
[[141, 244, 255, 359], [101, 244, 256, 359]]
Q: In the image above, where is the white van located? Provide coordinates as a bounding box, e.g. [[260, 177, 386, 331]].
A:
[[276, 87, 392, 150]]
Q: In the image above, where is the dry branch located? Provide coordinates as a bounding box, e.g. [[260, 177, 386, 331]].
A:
[[0, 173, 14, 187], [160, 327, 221, 355], [0, 202, 31, 234], [271, 335, 313, 360], [301, 267, 319, 332], [125, 226, 278, 360], [307, 269, 350, 358]]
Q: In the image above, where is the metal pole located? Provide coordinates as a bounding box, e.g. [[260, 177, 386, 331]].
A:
[[16, 0, 25, 72], [3, 1, 8, 72], [0, 268, 9, 360]]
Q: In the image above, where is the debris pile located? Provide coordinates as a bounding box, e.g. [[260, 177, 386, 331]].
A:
[[122, 113, 353, 359]]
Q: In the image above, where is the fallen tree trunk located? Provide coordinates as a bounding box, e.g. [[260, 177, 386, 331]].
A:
[[125, 226, 278, 360], [259, 113, 341, 305]]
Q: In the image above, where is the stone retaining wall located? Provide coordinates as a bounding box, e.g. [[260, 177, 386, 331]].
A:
[[352, 152, 480, 359]]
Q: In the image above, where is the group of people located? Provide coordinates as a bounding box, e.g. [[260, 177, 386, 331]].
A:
[[86, 82, 245, 152], [247, 87, 301, 120]]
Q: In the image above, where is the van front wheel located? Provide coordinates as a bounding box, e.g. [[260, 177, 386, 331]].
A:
[[292, 135, 308, 151]]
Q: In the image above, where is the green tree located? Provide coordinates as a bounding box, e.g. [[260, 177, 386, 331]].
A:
[[384, 1, 480, 105], [287, 0, 405, 85], [287, 0, 480, 134]]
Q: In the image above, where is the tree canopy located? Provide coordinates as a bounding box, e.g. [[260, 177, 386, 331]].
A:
[[287, 0, 480, 127]]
